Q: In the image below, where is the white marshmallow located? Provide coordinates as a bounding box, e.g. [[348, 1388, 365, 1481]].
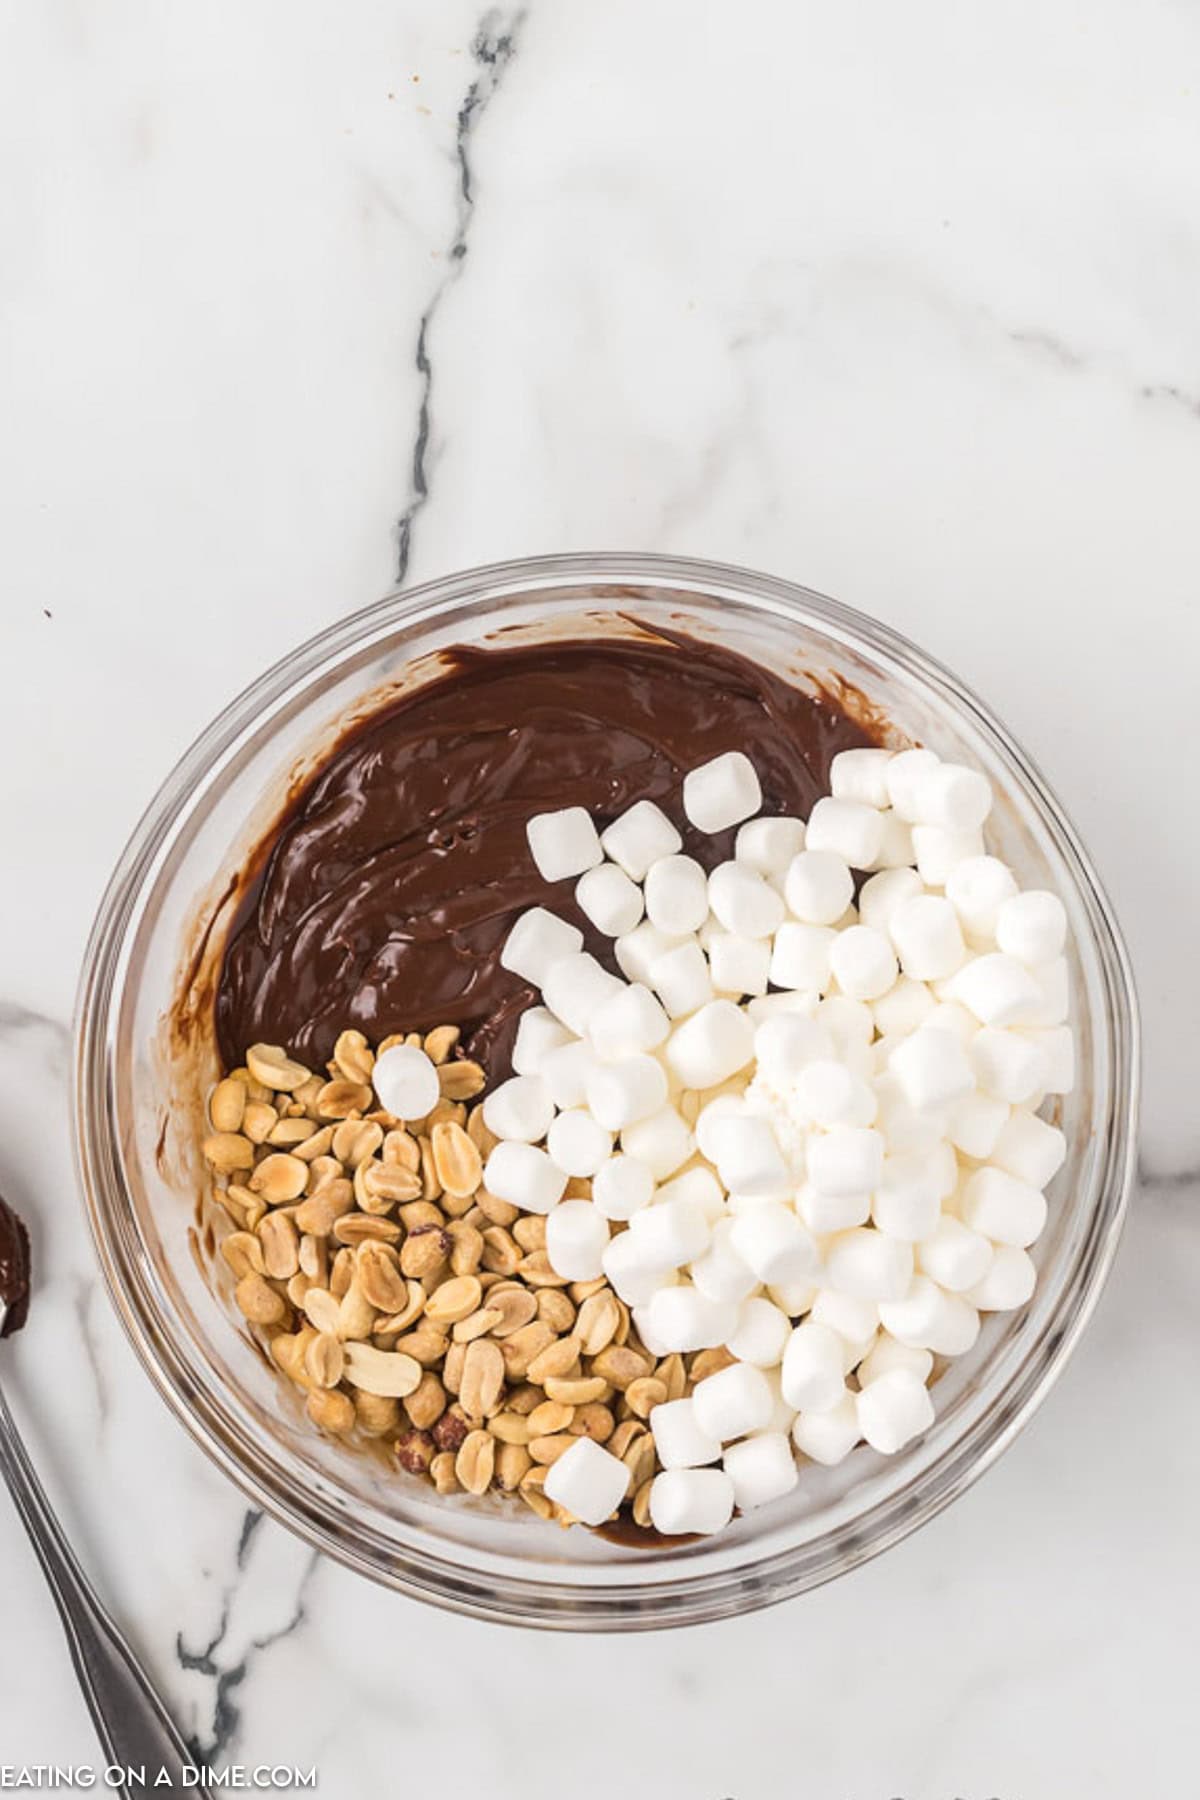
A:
[[654, 1166, 725, 1219], [995, 890, 1068, 966], [831, 747, 894, 808], [889, 894, 966, 981], [511, 1007, 576, 1077], [543, 1436, 628, 1526], [970, 1028, 1048, 1104], [859, 866, 924, 933], [855, 1368, 935, 1453], [709, 1115, 791, 1198], [824, 1228, 914, 1302], [600, 799, 682, 881], [1022, 956, 1070, 1026], [644, 854, 711, 936], [889, 1028, 974, 1112], [917, 1216, 994, 1292], [990, 1110, 1067, 1188], [585, 1055, 670, 1131], [1023, 1025, 1074, 1094], [870, 810, 917, 871], [630, 1196, 711, 1269], [545, 1200, 610, 1281], [620, 1106, 694, 1180], [797, 1183, 871, 1233], [730, 1205, 819, 1286], [768, 1278, 819, 1317], [601, 1230, 673, 1304], [874, 1074, 950, 1157], [650, 940, 714, 1019], [650, 1397, 722, 1469], [885, 747, 940, 821], [724, 1433, 798, 1511], [809, 1288, 879, 1342], [807, 1127, 885, 1197], [912, 825, 985, 888], [546, 1109, 613, 1178], [920, 1000, 980, 1044], [781, 1322, 846, 1412], [371, 1044, 440, 1121], [736, 815, 806, 875], [649, 1467, 735, 1536], [792, 1059, 877, 1127], [727, 1296, 791, 1367], [946, 1091, 1009, 1160], [770, 921, 836, 991], [792, 1391, 861, 1465], [816, 994, 875, 1051], [959, 1166, 1047, 1247], [910, 761, 992, 832], [944, 855, 1019, 942], [708, 932, 772, 998], [872, 976, 936, 1038], [964, 1244, 1037, 1311], [878, 1276, 980, 1355], [828, 925, 898, 1001], [666, 999, 755, 1089], [591, 1154, 655, 1221], [542, 952, 624, 1037], [805, 796, 885, 869], [483, 1142, 567, 1214], [856, 1334, 933, 1387], [575, 862, 644, 937], [784, 850, 855, 925], [690, 1219, 760, 1304], [502, 908, 586, 985], [615, 921, 686, 986], [871, 1145, 956, 1241], [951, 953, 1045, 1027], [693, 1361, 774, 1441], [482, 1075, 555, 1145], [589, 983, 670, 1060], [747, 990, 821, 1023], [526, 806, 603, 882], [708, 861, 786, 939], [752, 1015, 833, 1088], [645, 1284, 738, 1353], [694, 1093, 750, 1163], [538, 1039, 599, 1110], [683, 751, 762, 834]]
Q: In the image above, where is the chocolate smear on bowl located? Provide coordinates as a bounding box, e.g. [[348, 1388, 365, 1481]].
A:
[[0, 1194, 32, 1338]]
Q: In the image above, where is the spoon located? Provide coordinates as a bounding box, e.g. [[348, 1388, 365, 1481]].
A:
[[0, 1195, 203, 1796]]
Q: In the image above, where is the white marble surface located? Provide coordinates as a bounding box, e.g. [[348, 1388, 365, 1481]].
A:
[[1, 2, 1197, 1793]]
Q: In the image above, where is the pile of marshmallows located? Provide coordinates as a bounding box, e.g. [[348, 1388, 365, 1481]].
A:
[[479, 745, 1072, 1538]]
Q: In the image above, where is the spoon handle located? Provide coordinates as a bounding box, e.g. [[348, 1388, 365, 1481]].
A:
[[0, 1382, 199, 1796]]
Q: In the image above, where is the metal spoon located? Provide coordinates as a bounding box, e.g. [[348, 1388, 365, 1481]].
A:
[[0, 1288, 203, 1795]]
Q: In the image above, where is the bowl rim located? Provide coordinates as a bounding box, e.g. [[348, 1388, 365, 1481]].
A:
[[73, 550, 1140, 1630]]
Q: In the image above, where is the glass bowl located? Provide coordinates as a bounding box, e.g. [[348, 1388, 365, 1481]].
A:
[[73, 553, 1138, 1630]]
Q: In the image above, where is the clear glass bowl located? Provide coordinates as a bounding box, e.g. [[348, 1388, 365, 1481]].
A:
[[73, 553, 1139, 1630]]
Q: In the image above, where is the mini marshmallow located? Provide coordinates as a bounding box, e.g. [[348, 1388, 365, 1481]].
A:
[[589, 983, 670, 1060], [601, 1230, 673, 1305], [691, 1219, 761, 1304], [620, 1106, 694, 1180], [885, 747, 941, 820], [768, 1278, 819, 1317], [964, 1244, 1037, 1311], [995, 890, 1068, 966], [871, 810, 917, 870], [797, 1183, 871, 1233], [511, 1007, 576, 1077], [791, 1059, 877, 1128], [600, 799, 682, 881], [1022, 956, 1070, 1026], [545, 1200, 610, 1281], [824, 1228, 914, 1302], [546, 1109, 613, 1178], [538, 1039, 600, 1110], [871, 1145, 956, 1241], [592, 1153, 655, 1221], [650, 1397, 722, 1469], [944, 855, 1019, 942], [784, 850, 855, 925], [809, 1288, 879, 1343], [736, 815, 806, 875], [889, 1026, 974, 1112], [781, 1322, 846, 1413], [526, 806, 603, 882], [752, 1016, 833, 1091], [482, 1075, 555, 1145], [630, 1195, 711, 1268], [912, 825, 985, 888], [909, 761, 992, 832], [747, 990, 821, 1024], [959, 1166, 1047, 1248], [807, 1127, 885, 1197], [805, 796, 885, 869], [856, 1334, 934, 1387], [946, 1091, 1010, 1160], [708, 861, 786, 939], [859, 866, 924, 933], [831, 747, 894, 808], [650, 940, 714, 1019], [855, 1368, 935, 1453], [792, 1391, 861, 1465], [770, 921, 836, 992], [542, 952, 624, 1037], [655, 1166, 725, 1219], [575, 862, 644, 937], [828, 925, 898, 1002], [615, 920, 686, 986], [693, 1361, 775, 1441], [709, 1115, 791, 1197], [683, 751, 762, 834], [665, 999, 755, 1089], [649, 1467, 735, 1536], [920, 1001, 980, 1044], [586, 1055, 670, 1131], [878, 1276, 980, 1355], [644, 853, 710, 935], [874, 1074, 950, 1157], [501, 907, 585, 985], [371, 1044, 440, 1121], [730, 1205, 819, 1286], [970, 1028, 1048, 1104], [872, 975, 936, 1038], [727, 1296, 791, 1367], [708, 932, 772, 997], [951, 953, 1044, 1027], [816, 995, 875, 1051], [483, 1141, 568, 1214], [889, 894, 966, 981], [543, 1436, 628, 1526], [723, 1433, 798, 1511], [694, 1093, 750, 1163], [645, 1284, 738, 1353], [1023, 1025, 1074, 1094], [917, 1216, 994, 1292], [990, 1110, 1067, 1189]]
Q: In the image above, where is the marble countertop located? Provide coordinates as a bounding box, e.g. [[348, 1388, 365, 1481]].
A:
[[2, 3, 1197, 1794]]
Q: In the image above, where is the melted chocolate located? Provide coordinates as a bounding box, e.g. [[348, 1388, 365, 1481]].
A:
[[216, 631, 875, 1076], [0, 1195, 31, 1337]]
